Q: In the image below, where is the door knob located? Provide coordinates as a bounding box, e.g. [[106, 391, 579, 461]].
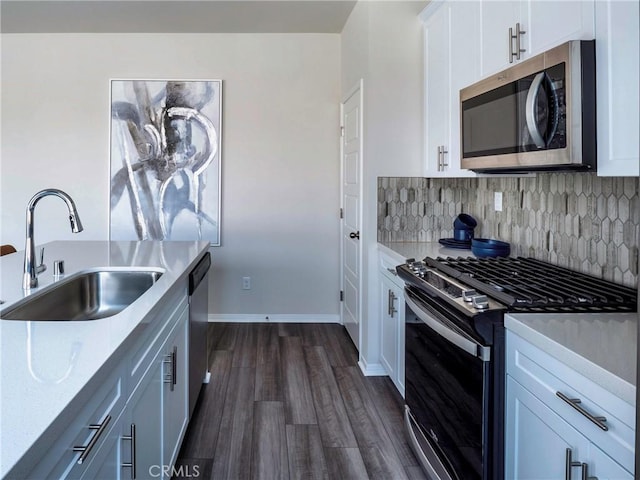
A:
[[349, 231, 360, 240]]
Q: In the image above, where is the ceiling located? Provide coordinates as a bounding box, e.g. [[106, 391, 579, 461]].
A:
[[0, 0, 359, 34]]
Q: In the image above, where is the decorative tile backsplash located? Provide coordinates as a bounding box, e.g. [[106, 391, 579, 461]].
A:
[[377, 174, 639, 288]]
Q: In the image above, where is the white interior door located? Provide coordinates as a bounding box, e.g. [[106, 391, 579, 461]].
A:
[[340, 80, 363, 350]]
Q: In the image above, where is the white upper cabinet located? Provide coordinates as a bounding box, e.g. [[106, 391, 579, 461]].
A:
[[423, 1, 451, 176], [421, 0, 637, 177], [479, 0, 595, 78], [528, 1, 595, 55], [480, 1, 525, 77], [449, 1, 481, 173], [422, 0, 480, 177], [594, 0, 640, 176]]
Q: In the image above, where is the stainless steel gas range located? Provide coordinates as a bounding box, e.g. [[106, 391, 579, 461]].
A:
[[397, 256, 637, 480]]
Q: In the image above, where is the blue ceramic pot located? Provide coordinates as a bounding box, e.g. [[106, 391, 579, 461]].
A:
[[453, 214, 477, 231], [453, 229, 474, 241]]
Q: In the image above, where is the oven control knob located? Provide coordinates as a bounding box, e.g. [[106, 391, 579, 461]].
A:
[[462, 290, 478, 302], [471, 295, 489, 310], [410, 262, 426, 273]]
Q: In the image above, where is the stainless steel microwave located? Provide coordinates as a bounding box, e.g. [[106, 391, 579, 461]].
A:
[[460, 40, 596, 173]]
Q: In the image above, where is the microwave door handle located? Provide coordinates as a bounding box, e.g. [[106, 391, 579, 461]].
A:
[[525, 72, 547, 148], [546, 79, 561, 143], [405, 292, 490, 362]]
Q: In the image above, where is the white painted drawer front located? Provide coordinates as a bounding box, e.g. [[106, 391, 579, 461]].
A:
[[506, 331, 634, 472], [129, 289, 188, 387], [379, 251, 404, 289], [24, 371, 124, 480]]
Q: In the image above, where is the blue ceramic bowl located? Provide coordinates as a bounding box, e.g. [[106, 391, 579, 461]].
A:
[[471, 238, 511, 258], [453, 214, 477, 231]]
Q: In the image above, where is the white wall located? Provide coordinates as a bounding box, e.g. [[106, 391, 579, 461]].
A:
[[0, 33, 341, 317], [341, 1, 425, 369]]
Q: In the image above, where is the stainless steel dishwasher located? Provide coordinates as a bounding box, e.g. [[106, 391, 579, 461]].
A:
[[188, 251, 211, 418]]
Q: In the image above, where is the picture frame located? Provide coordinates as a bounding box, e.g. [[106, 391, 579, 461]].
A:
[[109, 79, 222, 246]]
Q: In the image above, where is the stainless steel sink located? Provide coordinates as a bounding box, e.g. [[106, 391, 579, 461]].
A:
[[1, 269, 163, 321]]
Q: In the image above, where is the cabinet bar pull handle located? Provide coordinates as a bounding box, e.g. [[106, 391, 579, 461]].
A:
[[391, 291, 397, 317], [509, 23, 526, 62], [509, 27, 515, 63], [172, 346, 178, 388], [388, 290, 397, 318], [581, 462, 598, 480], [556, 392, 608, 431], [515, 23, 526, 60], [565, 448, 581, 480], [165, 346, 178, 390], [437, 146, 449, 171], [386, 267, 398, 276], [122, 423, 137, 479], [73, 414, 111, 464]]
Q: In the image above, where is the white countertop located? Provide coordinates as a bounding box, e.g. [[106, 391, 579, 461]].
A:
[[505, 312, 637, 405], [0, 240, 210, 477], [378, 241, 475, 264]]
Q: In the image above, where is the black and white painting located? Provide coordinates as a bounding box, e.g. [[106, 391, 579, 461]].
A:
[[110, 79, 222, 245]]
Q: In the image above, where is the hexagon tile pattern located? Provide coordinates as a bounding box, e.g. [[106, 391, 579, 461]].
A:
[[377, 174, 639, 288]]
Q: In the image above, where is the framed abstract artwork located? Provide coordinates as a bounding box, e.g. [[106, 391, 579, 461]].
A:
[[109, 79, 222, 245]]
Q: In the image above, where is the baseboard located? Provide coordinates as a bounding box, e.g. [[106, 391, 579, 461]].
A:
[[208, 313, 340, 324], [358, 358, 388, 377]]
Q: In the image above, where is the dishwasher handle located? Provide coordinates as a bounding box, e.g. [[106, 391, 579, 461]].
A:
[[189, 252, 211, 295]]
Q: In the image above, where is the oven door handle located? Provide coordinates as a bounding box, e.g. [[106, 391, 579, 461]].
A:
[[406, 292, 491, 362]]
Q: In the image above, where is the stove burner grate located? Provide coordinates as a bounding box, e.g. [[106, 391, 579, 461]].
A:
[[425, 256, 637, 312]]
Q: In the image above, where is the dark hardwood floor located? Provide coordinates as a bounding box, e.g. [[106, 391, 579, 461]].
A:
[[174, 323, 427, 480]]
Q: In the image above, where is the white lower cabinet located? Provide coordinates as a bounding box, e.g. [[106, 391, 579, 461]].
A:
[[81, 300, 189, 480], [15, 288, 190, 480], [79, 410, 127, 480], [378, 251, 405, 397], [127, 352, 164, 479], [15, 369, 126, 480], [588, 444, 635, 480], [506, 377, 632, 479], [79, 358, 165, 480], [505, 331, 634, 479], [161, 313, 189, 471]]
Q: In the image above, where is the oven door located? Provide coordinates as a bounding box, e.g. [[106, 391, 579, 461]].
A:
[[404, 287, 491, 480]]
